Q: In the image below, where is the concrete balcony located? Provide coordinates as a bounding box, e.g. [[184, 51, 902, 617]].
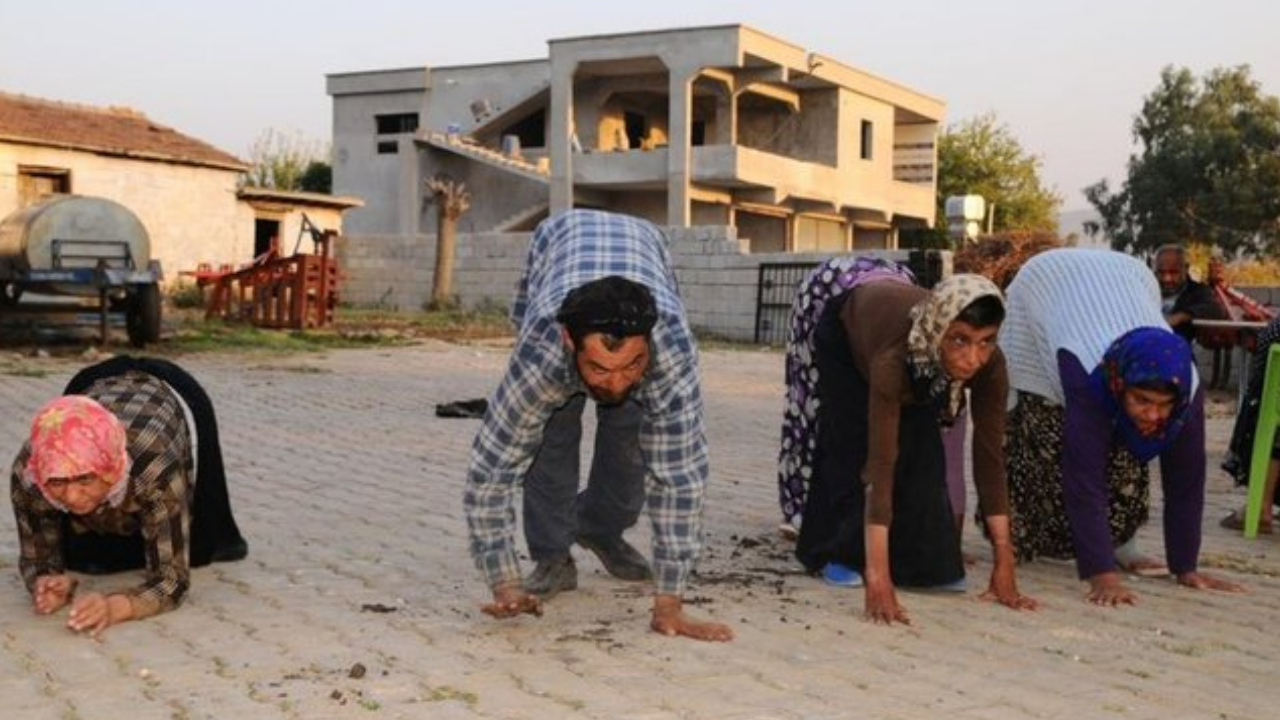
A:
[[573, 149, 669, 189], [571, 144, 935, 223]]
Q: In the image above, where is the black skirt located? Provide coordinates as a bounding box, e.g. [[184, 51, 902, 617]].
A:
[[795, 295, 963, 587], [60, 356, 248, 574]]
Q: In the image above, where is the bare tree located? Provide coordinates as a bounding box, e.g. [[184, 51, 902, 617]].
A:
[[244, 128, 329, 191], [425, 175, 471, 308]]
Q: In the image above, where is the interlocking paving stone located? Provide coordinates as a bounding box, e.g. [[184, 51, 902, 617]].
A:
[[0, 342, 1274, 719]]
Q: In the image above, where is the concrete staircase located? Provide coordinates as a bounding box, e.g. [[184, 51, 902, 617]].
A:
[[492, 201, 550, 232], [421, 131, 550, 184]]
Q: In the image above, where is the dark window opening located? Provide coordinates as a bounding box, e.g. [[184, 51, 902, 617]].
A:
[[375, 113, 419, 135], [254, 218, 280, 259], [860, 120, 874, 160], [376, 140, 399, 155], [500, 110, 546, 149], [18, 165, 70, 207], [624, 112, 647, 150], [691, 121, 706, 147]]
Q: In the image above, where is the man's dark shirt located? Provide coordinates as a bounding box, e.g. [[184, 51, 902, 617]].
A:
[[1166, 278, 1227, 342]]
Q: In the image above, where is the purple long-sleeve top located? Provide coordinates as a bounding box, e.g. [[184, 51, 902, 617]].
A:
[[1058, 350, 1206, 579]]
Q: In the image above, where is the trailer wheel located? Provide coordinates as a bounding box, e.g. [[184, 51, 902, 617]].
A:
[[0, 282, 21, 307], [127, 283, 162, 347]]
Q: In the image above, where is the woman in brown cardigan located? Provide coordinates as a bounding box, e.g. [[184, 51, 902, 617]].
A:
[[795, 272, 1036, 625]]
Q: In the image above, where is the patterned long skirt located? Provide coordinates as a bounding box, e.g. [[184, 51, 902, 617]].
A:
[[776, 256, 915, 526], [1004, 392, 1149, 562]]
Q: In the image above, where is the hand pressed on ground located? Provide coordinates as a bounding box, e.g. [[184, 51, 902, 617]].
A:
[[67, 592, 133, 638], [33, 574, 77, 615], [1087, 571, 1137, 606], [981, 560, 1039, 611], [863, 575, 910, 625]]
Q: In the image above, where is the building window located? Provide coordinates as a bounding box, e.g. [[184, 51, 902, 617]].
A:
[[375, 113, 419, 135], [18, 165, 70, 207], [376, 140, 399, 155], [860, 120, 874, 160]]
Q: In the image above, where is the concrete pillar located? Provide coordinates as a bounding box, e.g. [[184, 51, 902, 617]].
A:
[[714, 89, 737, 145], [397, 136, 422, 236], [667, 67, 696, 227], [549, 57, 576, 214]]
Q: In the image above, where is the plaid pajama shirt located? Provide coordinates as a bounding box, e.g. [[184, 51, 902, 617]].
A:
[[465, 210, 709, 596]]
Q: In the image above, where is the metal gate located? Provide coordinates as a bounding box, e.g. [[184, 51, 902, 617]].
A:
[[754, 262, 817, 346], [752, 250, 948, 346]]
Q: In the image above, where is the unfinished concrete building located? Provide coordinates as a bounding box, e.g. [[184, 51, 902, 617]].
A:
[[328, 24, 943, 252]]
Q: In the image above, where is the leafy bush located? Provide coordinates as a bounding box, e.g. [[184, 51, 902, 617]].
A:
[[168, 281, 206, 309]]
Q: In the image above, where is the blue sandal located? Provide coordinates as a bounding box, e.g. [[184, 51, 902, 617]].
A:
[[821, 562, 864, 588]]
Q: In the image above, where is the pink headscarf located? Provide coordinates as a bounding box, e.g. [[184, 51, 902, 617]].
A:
[[23, 396, 131, 508]]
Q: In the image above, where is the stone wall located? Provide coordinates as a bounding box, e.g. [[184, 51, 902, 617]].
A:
[[336, 228, 1280, 345], [335, 226, 935, 341], [334, 230, 527, 312]]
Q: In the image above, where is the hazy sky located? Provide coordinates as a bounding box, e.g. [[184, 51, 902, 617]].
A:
[[3, 1, 1277, 211]]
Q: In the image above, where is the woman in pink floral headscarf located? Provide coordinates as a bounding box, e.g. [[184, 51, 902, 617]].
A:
[[11, 356, 247, 638], [24, 396, 132, 512]]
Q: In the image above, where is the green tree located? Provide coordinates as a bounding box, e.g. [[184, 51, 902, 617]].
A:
[[937, 113, 1061, 233], [244, 128, 329, 191], [1085, 65, 1280, 257], [298, 161, 332, 193]]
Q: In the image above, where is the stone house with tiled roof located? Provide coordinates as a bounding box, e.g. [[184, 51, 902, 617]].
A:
[[0, 91, 252, 277], [0, 92, 361, 284]]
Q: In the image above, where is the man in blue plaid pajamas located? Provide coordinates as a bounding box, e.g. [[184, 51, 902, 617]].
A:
[[464, 209, 733, 641]]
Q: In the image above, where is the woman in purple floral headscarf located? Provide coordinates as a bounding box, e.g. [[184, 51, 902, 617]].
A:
[[998, 249, 1242, 607]]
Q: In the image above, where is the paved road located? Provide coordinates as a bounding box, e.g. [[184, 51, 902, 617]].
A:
[[0, 342, 1274, 720]]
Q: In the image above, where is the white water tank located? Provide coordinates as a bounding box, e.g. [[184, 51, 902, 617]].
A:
[[944, 194, 986, 242], [0, 195, 151, 271]]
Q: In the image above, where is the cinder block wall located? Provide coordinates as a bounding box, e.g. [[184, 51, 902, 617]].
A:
[[334, 231, 529, 312], [335, 227, 937, 342]]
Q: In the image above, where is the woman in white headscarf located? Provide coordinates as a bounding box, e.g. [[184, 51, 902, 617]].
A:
[[795, 271, 1036, 625]]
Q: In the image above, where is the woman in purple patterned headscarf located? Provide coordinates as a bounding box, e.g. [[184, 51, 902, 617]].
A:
[[776, 257, 915, 535]]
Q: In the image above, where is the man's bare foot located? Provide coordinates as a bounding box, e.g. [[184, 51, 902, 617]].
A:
[[482, 584, 543, 619], [651, 594, 733, 641]]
